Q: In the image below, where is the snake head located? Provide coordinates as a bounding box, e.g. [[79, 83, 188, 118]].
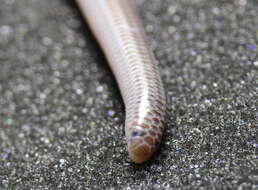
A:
[[127, 130, 153, 163]]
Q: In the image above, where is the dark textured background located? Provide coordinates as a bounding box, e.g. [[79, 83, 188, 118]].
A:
[[0, 0, 257, 189]]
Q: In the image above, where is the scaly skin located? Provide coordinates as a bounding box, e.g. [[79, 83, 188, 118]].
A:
[[76, 0, 166, 163]]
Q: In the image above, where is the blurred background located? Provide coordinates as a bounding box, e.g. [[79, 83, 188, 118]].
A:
[[0, 0, 257, 189]]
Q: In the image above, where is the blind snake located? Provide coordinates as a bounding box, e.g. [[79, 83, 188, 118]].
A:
[[76, 0, 166, 163]]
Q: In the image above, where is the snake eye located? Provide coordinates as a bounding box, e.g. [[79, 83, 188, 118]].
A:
[[131, 131, 139, 137], [131, 130, 146, 137]]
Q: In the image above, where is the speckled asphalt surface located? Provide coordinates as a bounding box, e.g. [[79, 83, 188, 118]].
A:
[[0, 0, 257, 189]]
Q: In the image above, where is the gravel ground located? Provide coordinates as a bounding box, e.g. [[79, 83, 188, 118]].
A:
[[0, 0, 257, 189]]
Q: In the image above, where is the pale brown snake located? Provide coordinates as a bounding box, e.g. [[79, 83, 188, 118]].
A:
[[76, 0, 166, 163]]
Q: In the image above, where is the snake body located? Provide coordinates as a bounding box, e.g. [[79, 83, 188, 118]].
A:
[[76, 0, 166, 163]]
